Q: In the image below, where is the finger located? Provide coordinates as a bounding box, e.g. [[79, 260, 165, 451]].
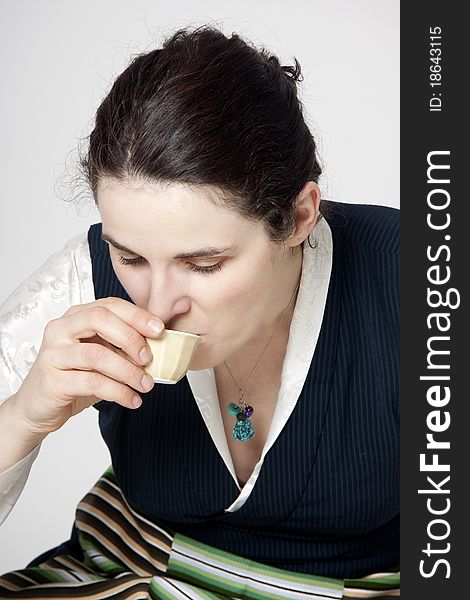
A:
[[74, 335, 144, 366], [55, 369, 144, 410], [50, 343, 155, 394], [45, 305, 163, 366], [63, 297, 165, 339]]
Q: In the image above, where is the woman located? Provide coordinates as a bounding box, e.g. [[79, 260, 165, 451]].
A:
[[0, 25, 399, 598]]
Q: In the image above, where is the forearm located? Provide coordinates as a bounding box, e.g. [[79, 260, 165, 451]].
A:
[[0, 395, 48, 475]]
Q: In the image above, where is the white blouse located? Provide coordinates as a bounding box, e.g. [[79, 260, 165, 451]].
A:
[[0, 217, 333, 525]]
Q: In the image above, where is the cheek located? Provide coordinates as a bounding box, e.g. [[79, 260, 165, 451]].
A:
[[209, 257, 273, 318]]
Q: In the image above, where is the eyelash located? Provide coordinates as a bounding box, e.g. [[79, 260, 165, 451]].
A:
[[117, 255, 224, 274]]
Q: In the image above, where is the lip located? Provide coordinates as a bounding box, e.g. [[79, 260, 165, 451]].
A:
[[166, 328, 203, 336]]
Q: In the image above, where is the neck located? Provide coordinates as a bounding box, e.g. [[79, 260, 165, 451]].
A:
[[254, 245, 303, 342], [222, 245, 303, 375]]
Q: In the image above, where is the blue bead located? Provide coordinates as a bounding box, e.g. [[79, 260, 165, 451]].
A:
[[228, 403, 240, 416]]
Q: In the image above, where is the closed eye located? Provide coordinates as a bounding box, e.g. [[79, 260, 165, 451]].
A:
[[186, 262, 224, 274], [117, 255, 224, 274], [118, 255, 146, 266]]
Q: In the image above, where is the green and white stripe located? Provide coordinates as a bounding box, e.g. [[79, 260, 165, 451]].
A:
[[168, 534, 343, 599], [0, 467, 400, 599]]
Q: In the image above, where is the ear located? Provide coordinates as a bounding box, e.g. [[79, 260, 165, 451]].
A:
[[286, 181, 322, 248]]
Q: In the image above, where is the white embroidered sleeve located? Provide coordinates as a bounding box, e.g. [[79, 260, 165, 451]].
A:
[[0, 231, 94, 525]]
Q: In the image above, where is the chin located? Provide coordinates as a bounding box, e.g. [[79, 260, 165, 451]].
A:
[[188, 355, 209, 371], [188, 345, 219, 371]]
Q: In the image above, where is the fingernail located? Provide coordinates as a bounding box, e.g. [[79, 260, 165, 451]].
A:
[[148, 319, 164, 334], [139, 346, 153, 364], [132, 395, 142, 408], [141, 373, 154, 391]]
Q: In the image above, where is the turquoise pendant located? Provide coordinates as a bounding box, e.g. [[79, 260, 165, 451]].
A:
[[227, 403, 255, 442]]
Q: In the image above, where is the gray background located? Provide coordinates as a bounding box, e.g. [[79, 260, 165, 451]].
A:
[[0, 0, 399, 572]]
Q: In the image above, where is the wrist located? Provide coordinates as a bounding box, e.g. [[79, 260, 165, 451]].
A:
[[0, 394, 48, 474]]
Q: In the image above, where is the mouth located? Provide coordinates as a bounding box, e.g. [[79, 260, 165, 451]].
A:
[[166, 326, 202, 335], [172, 330, 204, 337]]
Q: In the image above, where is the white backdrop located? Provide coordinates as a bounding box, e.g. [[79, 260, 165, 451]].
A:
[[0, 0, 399, 572]]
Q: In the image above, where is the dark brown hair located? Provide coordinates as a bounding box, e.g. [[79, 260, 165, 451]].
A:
[[81, 25, 324, 244]]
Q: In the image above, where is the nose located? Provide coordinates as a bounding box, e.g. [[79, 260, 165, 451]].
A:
[[147, 271, 192, 327]]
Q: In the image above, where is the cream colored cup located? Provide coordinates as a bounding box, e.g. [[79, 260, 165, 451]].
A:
[[144, 329, 202, 384]]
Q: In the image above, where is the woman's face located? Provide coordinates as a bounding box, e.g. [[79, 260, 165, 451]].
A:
[[97, 178, 303, 370]]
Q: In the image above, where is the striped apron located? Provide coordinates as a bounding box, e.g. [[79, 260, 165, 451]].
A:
[[0, 467, 400, 599]]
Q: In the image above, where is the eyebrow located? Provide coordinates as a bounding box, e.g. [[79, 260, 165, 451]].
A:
[[101, 233, 238, 260]]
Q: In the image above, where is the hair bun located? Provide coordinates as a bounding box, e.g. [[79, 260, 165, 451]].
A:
[[265, 53, 303, 83], [281, 58, 303, 83]]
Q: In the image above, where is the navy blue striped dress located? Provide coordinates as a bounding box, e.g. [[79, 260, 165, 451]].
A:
[[35, 200, 400, 579]]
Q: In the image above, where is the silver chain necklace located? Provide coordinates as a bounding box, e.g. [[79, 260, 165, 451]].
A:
[[224, 278, 301, 442]]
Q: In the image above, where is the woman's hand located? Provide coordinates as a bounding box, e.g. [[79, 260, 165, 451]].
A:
[[11, 297, 165, 436]]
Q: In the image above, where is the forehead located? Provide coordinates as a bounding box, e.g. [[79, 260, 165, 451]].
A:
[[96, 178, 267, 252]]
